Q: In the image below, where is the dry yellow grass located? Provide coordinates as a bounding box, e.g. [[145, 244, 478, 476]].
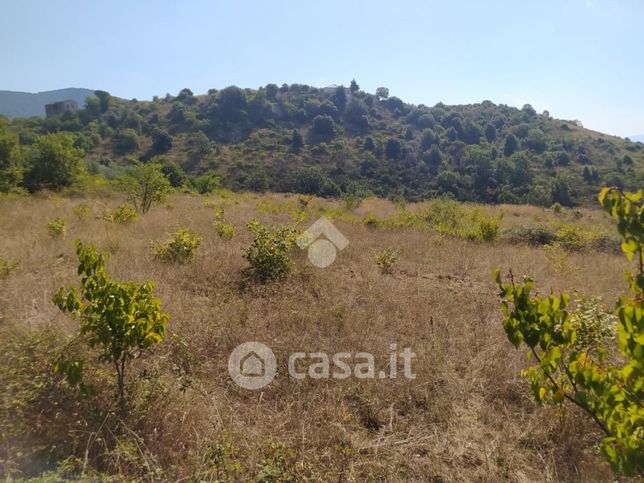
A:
[[0, 192, 631, 481]]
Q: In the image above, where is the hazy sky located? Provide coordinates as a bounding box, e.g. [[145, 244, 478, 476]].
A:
[[2, 0, 643, 136]]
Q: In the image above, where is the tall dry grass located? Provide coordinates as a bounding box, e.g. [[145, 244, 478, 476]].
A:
[[0, 192, 630, 481]]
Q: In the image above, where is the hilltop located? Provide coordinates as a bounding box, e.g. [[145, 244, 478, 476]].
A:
[[3, 83, 642, 205]]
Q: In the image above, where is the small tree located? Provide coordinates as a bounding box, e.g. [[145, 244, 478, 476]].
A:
[[311, 115, 335, 139], [291, 129, 304, 150], [151, 128, 173, 154], [495, 188, 643, 475], [122, 162, 171, 214], [114, 128, 140, 154], [503, 133, 519, 157], [332, 86, 347, 111], [375, 87, 389, 100], [53, 241, 168, 408]]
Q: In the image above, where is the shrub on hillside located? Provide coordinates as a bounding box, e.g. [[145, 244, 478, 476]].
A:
[[375, 248, 399, 274], [501, 224, 557, 246], [424, 199, 501, 241], [47, 218, 66, 239], [213, 208, 236, 239], [242, 220, 297, 283], [102, 204, 138, 224], [152, 229, 202, 263], [0, 256, 17, 277], [73, 203, 92, 219]]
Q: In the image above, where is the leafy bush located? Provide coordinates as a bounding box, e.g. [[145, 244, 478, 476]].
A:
[[465, 209, 501, 241], [555, 224, 601, 251], [424, 198, 462, 234], [256, 442, 298, 483], [425, 199, 501, 241], [375, 248, 399, 274], [494, 188, 643, 475], [0, 256, 16, 277], [103, 204, 139, 224], [242, 219, 297, 283], [501, 224, 557, 246], [25, 133, 85, 191], [362, 213, 380, 228], [193, 172, 221, 194], [542, 242, 574, 274], [53, 241, 168, 407], [73, 203, 92, 219], [47, 217, 66, 239], [152, 229, 202, 263], [569, 297, 616, 352], [213, 208, 236, 239]]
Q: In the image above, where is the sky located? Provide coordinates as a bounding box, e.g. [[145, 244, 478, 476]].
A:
[[1, 0, 643, 137]]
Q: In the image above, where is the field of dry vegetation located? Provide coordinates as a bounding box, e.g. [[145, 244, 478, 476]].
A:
[[0, 191, 632, 481]]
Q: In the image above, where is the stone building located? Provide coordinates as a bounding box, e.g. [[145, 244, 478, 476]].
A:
[[45, 99, 78, 117]]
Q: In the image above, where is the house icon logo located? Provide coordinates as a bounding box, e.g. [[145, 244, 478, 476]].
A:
[[296, 216, 349, 268], [228, 341, 277, 389]]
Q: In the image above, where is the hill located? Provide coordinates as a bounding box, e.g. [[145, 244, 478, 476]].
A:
[[3, 83, 643, 205], [0, 88, 95, 118]]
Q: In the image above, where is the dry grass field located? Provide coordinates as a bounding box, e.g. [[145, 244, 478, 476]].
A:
[[0, 191, 633, 481]]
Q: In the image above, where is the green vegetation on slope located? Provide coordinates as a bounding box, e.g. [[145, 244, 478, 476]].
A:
[[1, 83, 642, 205]]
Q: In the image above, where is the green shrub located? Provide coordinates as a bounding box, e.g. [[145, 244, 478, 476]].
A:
[[103, 204, 139, 224], [152, 229, 202, 263], [342, 194, 364, 211], [463, 209, 502, 242], [569, 297, 617, 352], [297, 194, 313, 210], [375, 248, 399, 274], [555, 224, 601, 251], [47, 218, 66, 239], [424, 200, 501, 241], [0, 256, 16, 277], [256, 442, 297, 483], [423, 197, 462, 234], [73, 203, 92, 219], [242, 219, 297, 283], [53, 241, 168, 408], [193, 172, 221, 194], [362, 213, 380, 228], [213, 208, 236, 239], [501, 224, 557, 246], [192, 434, 242, 481]]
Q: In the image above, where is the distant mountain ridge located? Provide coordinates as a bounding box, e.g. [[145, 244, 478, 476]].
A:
[[0, 88, 95, 118]]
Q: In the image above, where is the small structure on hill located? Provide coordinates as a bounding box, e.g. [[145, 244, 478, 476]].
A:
[[45, 99, 78, 117]]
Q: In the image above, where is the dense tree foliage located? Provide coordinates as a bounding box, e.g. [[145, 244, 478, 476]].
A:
[[24, 132, 85, 191], [2, 84, 642, 204]]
